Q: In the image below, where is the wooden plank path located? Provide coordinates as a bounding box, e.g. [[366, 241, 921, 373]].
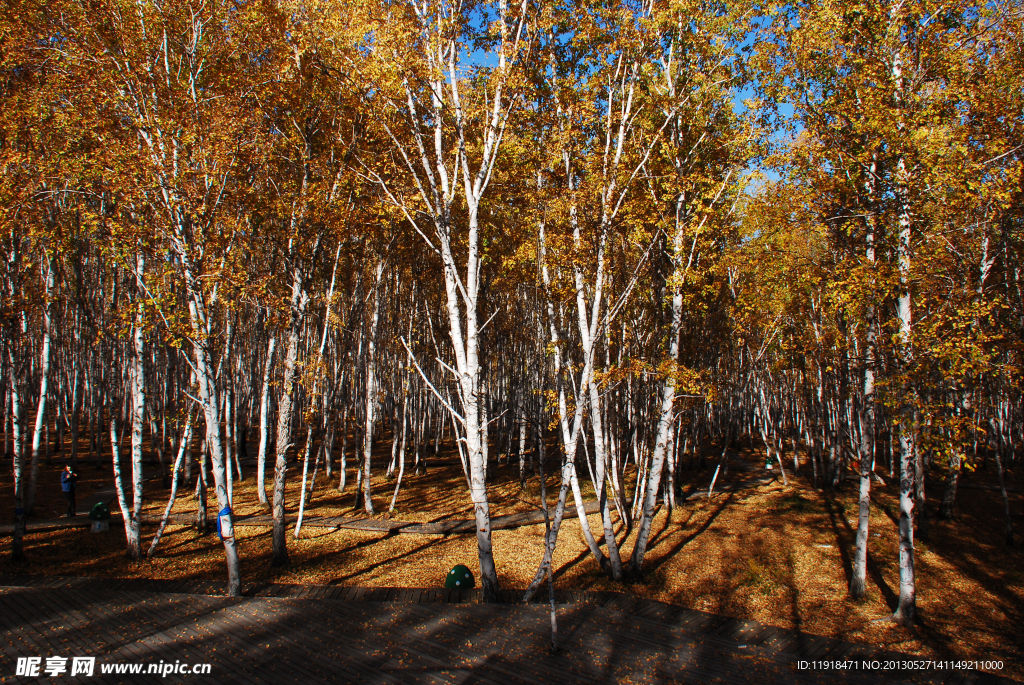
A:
[[0, 576, 1014, 685], [0, 500, 605, 538], [0, 451, 790, 539], [235, 500, 606, 535]]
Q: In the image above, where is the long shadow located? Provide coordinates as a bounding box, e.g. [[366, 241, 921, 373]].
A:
[[821, 495, 855, 589], [641, 493, 734, 577], [824, 493, 899, 612], [1, 573, 939, 684], [643, 505, 673, 550], [151, 529, 231, 558], [869, 491, 901, 527], [896, 487, 1024, 665], [879, 483, 1024, 627], [0, 584, 259, 675], [324, 533, 448, 584], [551, 545, 593, 584]]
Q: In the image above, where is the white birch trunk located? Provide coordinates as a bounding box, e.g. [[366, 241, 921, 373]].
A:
[[361, 260, 384, 514], [183, 266, 241, 596], [27, 255, 54, 514], [891, 37, 917, 626], [852, 158, 877, 599], [148, 407, 194, 557], [523, 223, 607, 601], [8, 347, 26, 561], [256, 335, 276, 507], [127, 254, 146, 560], [272, 279, 306, 565]]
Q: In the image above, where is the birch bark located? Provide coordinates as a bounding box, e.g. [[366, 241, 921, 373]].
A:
[[272, 259, 311, 566], [7, 346, 26, 561], [184, 269, 241, 595], [362, 0, 531, 602], [127, 254, 146, 559], [360, 259, 384, 514], [26, 255, 54, 514], [852, 156, 878, 599], [892, 36, 917, 628], [257, 336, 277, 507]]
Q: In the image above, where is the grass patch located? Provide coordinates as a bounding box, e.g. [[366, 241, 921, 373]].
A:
[[773, 493, 815, 513], [741, 557, 781, 595]]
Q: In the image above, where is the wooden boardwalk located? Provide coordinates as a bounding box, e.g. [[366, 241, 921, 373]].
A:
[[0, 457, 777, 539], [0, 500, 606, 538], [0, 576, 1013, 684]]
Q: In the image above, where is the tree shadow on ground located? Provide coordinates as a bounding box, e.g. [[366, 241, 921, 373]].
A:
[[823, 493, 899, 613], [640, 492, 734, 578], [320, 533, 447, 584]]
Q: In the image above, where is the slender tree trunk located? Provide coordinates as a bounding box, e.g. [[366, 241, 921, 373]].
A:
[[518, 405, 528, 488], [893, 191, 917, 626], [111, 401, 133, 551], [889, 21, 917, 628], [69, 365, 81, 469], [127, 255, 146, 560], [148, 408, 193, 557], [184, 270, 241, 596], [893, 179, 917, 624], [990, 421, 1015, 545], [272, 313, 304, 566], [8, 348, 26, 561], [257, 336, 276, 508], [630, 263, 684, 571], [361, 260, 384, 515], [589, 383, 622, 579], [338, 404, 349, 491], [525, 223, 606, 598], [196, 437, 208, 535], [629, 363, 678, 572], [939, 450, 961, 519], [707, 429, 732, 499], [294, 424, 315, 538], [537, 429, 558, 652], [27, 256, 54, 514], [851, 381, 873, 599], [914, 413, 928, 541], [852, 176, 877, 599], [388, 387, 409, 514], [224, 381, 234, 504]]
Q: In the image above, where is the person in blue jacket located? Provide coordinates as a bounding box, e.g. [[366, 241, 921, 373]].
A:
[[60, 465, 78, 517]]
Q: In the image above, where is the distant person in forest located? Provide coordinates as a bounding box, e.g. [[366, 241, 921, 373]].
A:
[[61, 465, 78, 518]]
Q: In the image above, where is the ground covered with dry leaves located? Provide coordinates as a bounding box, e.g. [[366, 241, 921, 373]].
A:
[[2, 439, 1021, 680]]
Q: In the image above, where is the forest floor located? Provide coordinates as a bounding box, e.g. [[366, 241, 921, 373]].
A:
[[1, 438, 1021, 680]]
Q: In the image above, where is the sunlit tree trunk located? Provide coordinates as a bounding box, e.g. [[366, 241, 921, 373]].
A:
[[852, 165, 877, 599], [272, 261, 310, 566], [891, 37, 917, 626], [361, 259, 384, 515], [523, 221, 606, 601], [8, 346, 27, 562], [630, 266, 683, 573], [26, 254, 54, 514], [256, 335, 276, 508], [127, 253, 146, 560], [183, 265, 241, 596], [149, 406, 193, 557]]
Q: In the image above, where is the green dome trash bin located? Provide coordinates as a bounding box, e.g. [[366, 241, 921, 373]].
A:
[[88, 502, 111, 533], [444, 564, 475, 590]]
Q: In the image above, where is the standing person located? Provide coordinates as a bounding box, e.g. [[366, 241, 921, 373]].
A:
[[61, 465, 78, 517]]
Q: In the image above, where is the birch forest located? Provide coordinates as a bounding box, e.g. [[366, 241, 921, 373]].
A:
[[1, 0, 1021, 631]]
